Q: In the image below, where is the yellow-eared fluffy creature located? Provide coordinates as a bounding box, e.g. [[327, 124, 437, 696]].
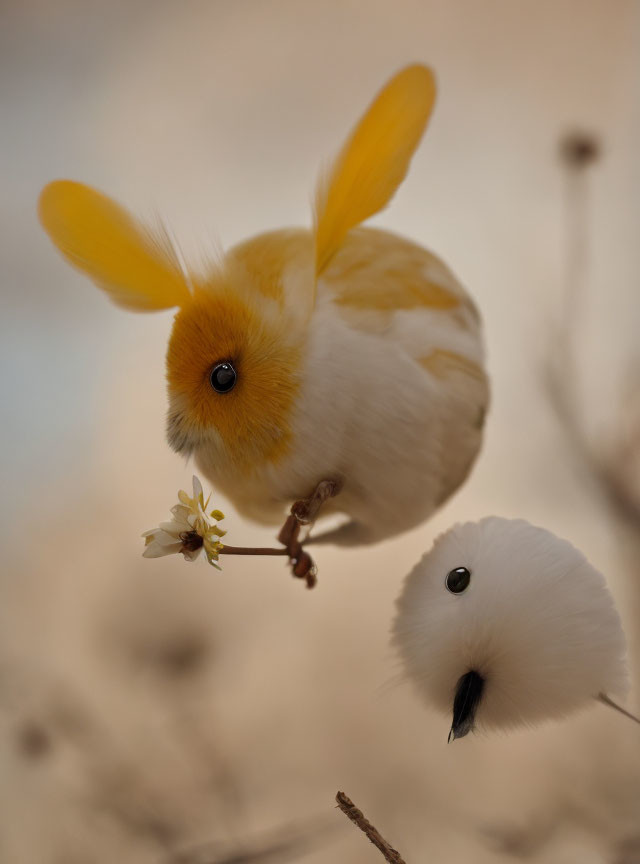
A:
[[394, 518, 631, 740], [38, 65, 488, 545]]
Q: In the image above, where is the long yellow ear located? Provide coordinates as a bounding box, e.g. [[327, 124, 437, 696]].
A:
[[38, 180, 191, 311], [314, 64, 436, 276]]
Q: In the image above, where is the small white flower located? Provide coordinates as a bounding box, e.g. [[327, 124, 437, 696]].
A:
[[142, 476, 226, 568]]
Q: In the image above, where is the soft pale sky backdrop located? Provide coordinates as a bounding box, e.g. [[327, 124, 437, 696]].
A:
[[1, 2, 639, 862]]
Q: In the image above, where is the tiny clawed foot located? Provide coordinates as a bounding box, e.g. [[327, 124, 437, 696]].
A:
[[291, 551, 317, 589], [278, 513, 301, 548], [276, 479, 341, 588], [291, 479, 342, 524], [277, 513, 317, 588]]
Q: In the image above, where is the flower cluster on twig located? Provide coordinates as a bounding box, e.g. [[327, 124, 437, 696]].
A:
[[142, 476, 226, 568]]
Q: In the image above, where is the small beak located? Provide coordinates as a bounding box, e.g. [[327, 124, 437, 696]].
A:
[[448, 670, 485, 742]]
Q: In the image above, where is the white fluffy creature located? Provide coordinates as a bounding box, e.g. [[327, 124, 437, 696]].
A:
[[38, 65, 488, 550], [394, 517, 632, 740]]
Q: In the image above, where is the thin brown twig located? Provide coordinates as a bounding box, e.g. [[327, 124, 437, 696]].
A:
[[218, 545, 289, 556], [181, 480, 341, 588], [335, 791, 407, 864], [218, 481, 340, 587], [218, 540, 317, 589]]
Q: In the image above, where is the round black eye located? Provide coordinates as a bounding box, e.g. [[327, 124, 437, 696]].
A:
[[209, 362, 237, 393], [446, 566, 471, 594]]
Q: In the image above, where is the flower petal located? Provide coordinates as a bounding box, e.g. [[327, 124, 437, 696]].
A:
[[143, 476, 228, 565], [154, 528, 185, 546], [192, 475, 204, 504], [170, 504, 192, 520], [143, 540, 182, 558], [178, 489, 192, 507], [157, 521, 183, 536]]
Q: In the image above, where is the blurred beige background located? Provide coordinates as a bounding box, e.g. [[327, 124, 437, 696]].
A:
[[1, 1, 639, 862]]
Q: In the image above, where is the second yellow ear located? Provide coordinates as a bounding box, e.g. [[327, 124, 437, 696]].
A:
[[38, 180, 191, 311], [314, 64, 436, 276]]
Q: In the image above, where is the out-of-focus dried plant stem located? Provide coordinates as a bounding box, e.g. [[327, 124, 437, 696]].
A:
[[336, 791, 407, 864], [546, 364, 640, 528], [547, 132, 640, 531]]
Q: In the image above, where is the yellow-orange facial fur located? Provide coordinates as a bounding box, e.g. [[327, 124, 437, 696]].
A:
[[166, 284, 301, 473]]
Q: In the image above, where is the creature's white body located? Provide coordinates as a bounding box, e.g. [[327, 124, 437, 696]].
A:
[[195, 228, 488, 543], [38, 65, 489, 545], [394, 517, 628, 733]]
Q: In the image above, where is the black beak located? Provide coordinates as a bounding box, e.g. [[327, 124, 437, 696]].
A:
[[448, 670, 485, 742]]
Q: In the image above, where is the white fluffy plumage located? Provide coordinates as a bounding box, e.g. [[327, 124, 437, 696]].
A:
[[38, 66, 489, 548], [204, 229, 487, 543], [393, 517, 629, 736]]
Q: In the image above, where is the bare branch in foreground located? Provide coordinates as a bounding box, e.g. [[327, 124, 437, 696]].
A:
[[336, 791, 407, 864]]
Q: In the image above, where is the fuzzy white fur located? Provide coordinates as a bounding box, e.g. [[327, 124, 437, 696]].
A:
[[393, 517, 629, 733]]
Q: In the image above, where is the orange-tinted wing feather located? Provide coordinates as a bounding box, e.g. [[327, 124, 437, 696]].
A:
[[314, 64, 436, 276], [39, 180, 190, 311]]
